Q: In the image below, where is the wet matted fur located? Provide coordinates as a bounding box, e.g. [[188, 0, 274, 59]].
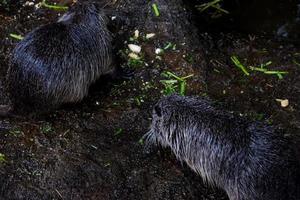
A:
[[145, 94, 300, 200]]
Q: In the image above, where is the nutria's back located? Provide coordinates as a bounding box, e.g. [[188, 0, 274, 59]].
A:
[[7, 2, 113, 114], [145, 95, 300, 200]]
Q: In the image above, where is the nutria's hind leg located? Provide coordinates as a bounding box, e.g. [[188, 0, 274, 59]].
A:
[[108, 57, 134, 80], [115, 66, 134, 80]]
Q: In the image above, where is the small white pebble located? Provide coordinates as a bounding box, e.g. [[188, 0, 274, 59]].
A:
[[155, 48, 163, 55], [35, 3, 41, 9], [128, 44, 141, 53], [111, 16, 117, 20], [155, 55, 162, 60], [25, 1, 34, 6], [95, 101, 100, 105], [128, 53, 140, 60], [134, 30, 139, 39], [146, 33, 155, 39], [276, 99, 289, 108]]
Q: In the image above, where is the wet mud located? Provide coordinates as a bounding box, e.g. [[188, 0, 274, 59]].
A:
[[0, 0, 299, 199]]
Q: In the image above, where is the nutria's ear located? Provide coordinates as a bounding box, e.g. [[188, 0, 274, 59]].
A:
[[154, 104, 162, 117]]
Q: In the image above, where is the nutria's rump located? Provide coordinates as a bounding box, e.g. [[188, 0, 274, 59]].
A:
[[6, 2, 113, 114]]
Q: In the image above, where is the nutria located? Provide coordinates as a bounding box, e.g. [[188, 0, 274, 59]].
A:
[[144, 94, 300, 200], [5, 1, 116, 115]]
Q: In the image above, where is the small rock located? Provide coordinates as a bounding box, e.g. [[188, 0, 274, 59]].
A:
[[276, 99, 289, 107], [146, 33, 155, 39], [155, 48, 163, 55], [128, 44, 141, 53], [24, 1, 35, 6], [134, 30, 139, 39], [128, 53, 140, 60]]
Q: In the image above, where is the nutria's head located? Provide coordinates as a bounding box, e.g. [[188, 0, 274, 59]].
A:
[[144, 95, 214, 152], [58, 1, 108, 25]]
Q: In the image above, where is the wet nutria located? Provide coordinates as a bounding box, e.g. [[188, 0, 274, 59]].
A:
[[5, 1, 114, 114], [144, 94, 300, 200]]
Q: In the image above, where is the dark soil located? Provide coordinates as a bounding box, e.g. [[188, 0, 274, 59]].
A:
[[0, 0, 299, 199]]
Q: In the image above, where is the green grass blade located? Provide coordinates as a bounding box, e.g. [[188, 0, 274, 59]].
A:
[[231, 56, 250, 76], [152, 3, 160, 17], [10, 33, 24, 40], [41, 0, 68, 11]]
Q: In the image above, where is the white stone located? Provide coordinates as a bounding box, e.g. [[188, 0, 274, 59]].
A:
[[128, 44, 141, 53]]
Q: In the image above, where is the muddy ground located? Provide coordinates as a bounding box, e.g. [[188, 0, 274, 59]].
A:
[[0, 0, 299, 199]]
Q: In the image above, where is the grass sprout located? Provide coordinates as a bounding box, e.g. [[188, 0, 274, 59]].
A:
[[231, 56, 288, 79], [138, 137, 144, 145], [164, 42, 176, 50], [196, 0, 229, 14], [115, 128, 123, 136], [0, 153, 6, 164], [152, 3, 160, 17], [161, 71, 193, 96], [231, 56, 250, 76], [10, 33, 24, 40], [249, 61, 288, 79], [40, 123, 53, 134], [127, 57, 144, 68], [293, 60, 300, 67], [41, 0, 68, 11]]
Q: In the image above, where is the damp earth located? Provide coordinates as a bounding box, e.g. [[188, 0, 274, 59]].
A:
[[0, 0, 299, 199]]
